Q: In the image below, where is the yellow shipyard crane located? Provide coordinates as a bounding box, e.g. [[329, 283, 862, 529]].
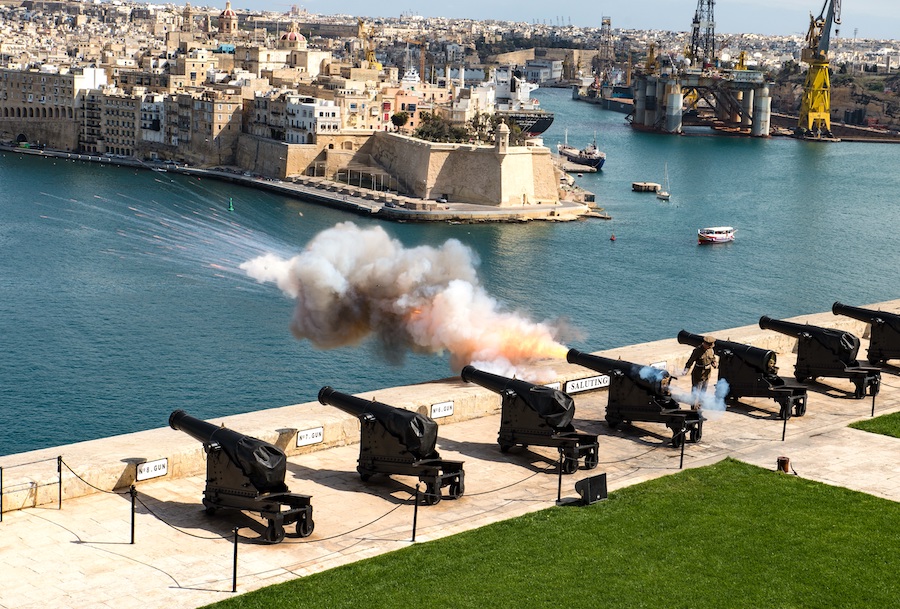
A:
[[356, 18, 382, 71], [798, 0, 841, 138]]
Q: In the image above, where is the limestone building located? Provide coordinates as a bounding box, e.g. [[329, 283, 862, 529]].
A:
[[0, 65, 107, 150]]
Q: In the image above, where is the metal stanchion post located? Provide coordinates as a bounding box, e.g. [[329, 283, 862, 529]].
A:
[[679, 424, 686, 470], [557, 449, 564, 504], [1, 465, 3, 523], [782, 414, 788, 442], [412, 484, 421, 542], [232, 527, 239, 593], [872, 391, 876, 417], [130, 486, 136, 544], [57, 456, 62, 510]]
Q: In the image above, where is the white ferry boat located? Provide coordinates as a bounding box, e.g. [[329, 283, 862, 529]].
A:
[[698, 226, 735, 244]]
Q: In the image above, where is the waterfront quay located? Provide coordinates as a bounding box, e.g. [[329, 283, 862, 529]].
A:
[[2, 145, 595, 223], [1, 302, 898, 609]]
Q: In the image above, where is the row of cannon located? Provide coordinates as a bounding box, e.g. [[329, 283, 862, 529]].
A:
[[168, 302, 899, 542]]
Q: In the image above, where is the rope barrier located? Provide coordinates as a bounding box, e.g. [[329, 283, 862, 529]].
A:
[[132, 494, 230, 541], [60, 460, 131, 496], [278, 493, 414, 544], [462, 464, 557, 497], [596, 441, 673, 464]]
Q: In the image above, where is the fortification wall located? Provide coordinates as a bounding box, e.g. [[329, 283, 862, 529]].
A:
[[369, 132, 559, 206], [0, 118, 79, 151], [235, 133, 375, 178], [3, 300, 897, 515]]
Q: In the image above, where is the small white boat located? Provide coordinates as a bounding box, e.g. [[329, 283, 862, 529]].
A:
[[656, 163, 670, 200], [698, 226, 735, 244]]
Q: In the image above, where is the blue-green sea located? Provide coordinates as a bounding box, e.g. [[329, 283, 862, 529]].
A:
[[2, 87, 898, 456]]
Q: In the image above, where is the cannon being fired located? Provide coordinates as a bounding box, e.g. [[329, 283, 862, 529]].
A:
[[758, 316, 880, 399], [566, 352, 675, 394], [317, 387, 463, 504], [677, 331, 807, 420], [566, 349, 702, 447], [833, 302, 900, 365], [169, 410, 313, 543], [460, 366, 598, 474]]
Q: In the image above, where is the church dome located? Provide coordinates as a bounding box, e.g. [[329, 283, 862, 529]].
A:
[[220, 1, 236, 18]]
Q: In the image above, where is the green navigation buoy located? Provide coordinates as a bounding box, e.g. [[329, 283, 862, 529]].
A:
[[228, 197, 234, 211]]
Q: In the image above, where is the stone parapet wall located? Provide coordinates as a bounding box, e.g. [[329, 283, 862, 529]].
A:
[[2, 299, 897, 514]]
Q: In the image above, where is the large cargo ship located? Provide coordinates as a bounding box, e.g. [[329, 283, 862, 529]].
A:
[[492, 66, 554, 136], [497, 109, 555, 137]]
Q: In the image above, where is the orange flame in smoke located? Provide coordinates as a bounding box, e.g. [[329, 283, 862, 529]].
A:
[[404, 304, 569, 366]]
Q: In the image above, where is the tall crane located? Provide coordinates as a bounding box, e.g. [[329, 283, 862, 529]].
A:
[[356, 18, 382, 71], [797, 0, 841, 138]]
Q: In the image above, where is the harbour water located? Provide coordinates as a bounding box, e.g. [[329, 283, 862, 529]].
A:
[[2, 86, 899, 456]]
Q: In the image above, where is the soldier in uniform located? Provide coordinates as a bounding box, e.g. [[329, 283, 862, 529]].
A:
[[683, 335, 718, 408]]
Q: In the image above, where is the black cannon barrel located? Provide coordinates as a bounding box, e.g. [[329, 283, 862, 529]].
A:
[[678, 330, 776, 372], [318, 386, 437, 459], [760, 315, 859, 350], [833, 302, 900, 326], [566, 348, 671, 391], [168, 409, 287, 493], [758, 315, 810, 338], [460, 365, 574, 429]]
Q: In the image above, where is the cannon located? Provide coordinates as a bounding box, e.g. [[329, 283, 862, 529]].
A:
[[832, 302, 900, 365], [566, 349, 702, 447], [317, 387, 464, 504], [460, 366, 599, 474], [677, 331, 808, 419], [758, 316, 880, 398], [168, 409, 314, 543]]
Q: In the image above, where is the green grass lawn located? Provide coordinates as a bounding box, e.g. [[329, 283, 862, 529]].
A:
[[204, 459, 900, 609], [850, 411, 900, 439]]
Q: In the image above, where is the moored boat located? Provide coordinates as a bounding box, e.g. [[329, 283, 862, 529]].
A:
[[698, 226, 735, 244], [557, 130, 606, 169]]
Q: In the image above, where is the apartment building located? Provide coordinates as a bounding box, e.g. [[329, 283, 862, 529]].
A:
[[0, 65, 107, 150], [285, 96, 340, 143]]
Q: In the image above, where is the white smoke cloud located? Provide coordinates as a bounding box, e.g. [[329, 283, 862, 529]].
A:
[[240, 222, 569, 371], [671, 379, 730, 420]]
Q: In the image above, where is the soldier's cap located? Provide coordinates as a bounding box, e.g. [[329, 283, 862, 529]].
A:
[[703, 335, 716, 345]]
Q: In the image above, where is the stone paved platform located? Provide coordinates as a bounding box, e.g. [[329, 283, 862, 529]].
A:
[[1, 347, 898, 609]]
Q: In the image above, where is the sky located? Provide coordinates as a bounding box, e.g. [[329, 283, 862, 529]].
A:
[[229, 0, 899, 41]]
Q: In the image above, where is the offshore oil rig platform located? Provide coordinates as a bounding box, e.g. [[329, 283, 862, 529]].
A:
[[627, 0, 841, 140]]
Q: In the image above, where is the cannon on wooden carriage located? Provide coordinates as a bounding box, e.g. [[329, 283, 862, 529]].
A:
[[832, 302, 900, 365], [566, 349, 702, 447], [678, 330, 808, 419], [317, 386, 464, 504], [460, 366, 599, 474], [168, 409, 314, 543], [758, 316, 880, 399]]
